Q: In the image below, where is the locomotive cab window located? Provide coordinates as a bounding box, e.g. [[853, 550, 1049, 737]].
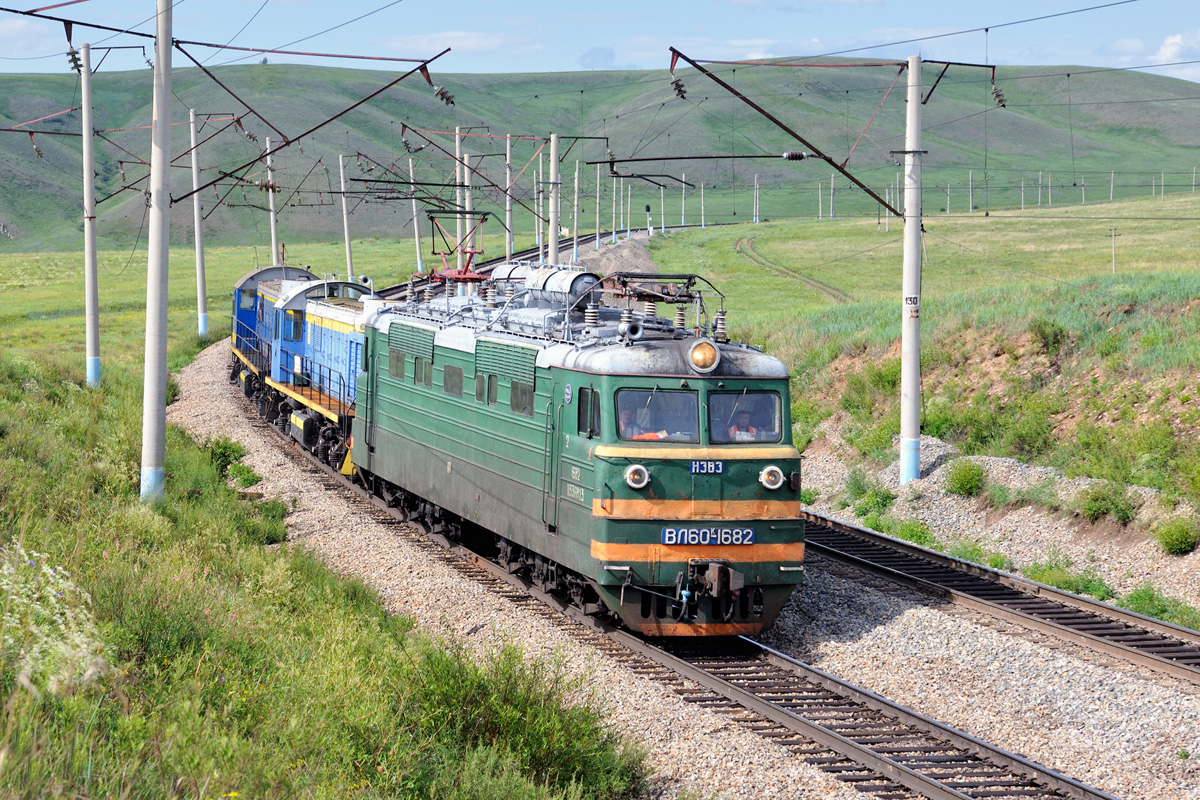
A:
[[577, 387, 601, 437], [616, 389, 698, 442], [283, 310, 303, 341], [239, 289, 255, 310], [709, 391, 783, 444]]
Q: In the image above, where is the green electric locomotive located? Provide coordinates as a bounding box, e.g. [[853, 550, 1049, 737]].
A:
[[350, 265, 805, 636]]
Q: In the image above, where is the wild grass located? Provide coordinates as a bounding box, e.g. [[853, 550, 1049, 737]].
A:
[[1021, 548, 1115, 601], [1118, 583, 1200, 630], [1152, 517, 1200, 556], [945, 460, 987, 497]]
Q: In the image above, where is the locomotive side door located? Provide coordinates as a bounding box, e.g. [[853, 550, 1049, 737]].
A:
[[542, 386, 563, 533]]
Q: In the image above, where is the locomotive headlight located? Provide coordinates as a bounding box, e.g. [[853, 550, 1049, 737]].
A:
[[624, 464, 651, 490], [688, 339, 720, 374], [759, 465, 786, 491]]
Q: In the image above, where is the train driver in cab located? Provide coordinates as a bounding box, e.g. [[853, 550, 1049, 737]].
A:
[[618, 406, 646, 439], [728, 409, 758, 442]]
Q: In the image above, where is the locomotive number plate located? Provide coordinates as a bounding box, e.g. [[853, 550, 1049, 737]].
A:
[[690, 460, 724, 475], [661, 527, 755, 546]]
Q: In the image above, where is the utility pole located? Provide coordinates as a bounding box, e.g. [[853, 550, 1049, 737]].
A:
[[681, 172, 686, 226], [659, 185, 665, 234], [140, 0, 172, 502], [700, 182, 705, 227], [1110, 228, 1120, 274], [899, 54, 923, 486], [464, 153, 474, 264], [548, 134, 559, 264], [190, 110, 208, 335], [80, 43, 100, 388], [595, 163, 601, 250], [1021, 179, 1024, 210], [409, 157, 423, 273], [969, 169, 974, 212], [572, 159, 579, 263], [266, 137, 279, 264], [338, 154, 354, 280], [611, 176, 616, 244], [505, 134, 513, 260], [829, 174, 835, 218], [626, 184, 632, 239], [455, 126, 463, 270], [753, 174, 759, 223], [817, 181, 822, 219]]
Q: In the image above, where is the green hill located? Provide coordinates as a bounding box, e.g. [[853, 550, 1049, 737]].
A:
[[3, 60, 1200, 251]]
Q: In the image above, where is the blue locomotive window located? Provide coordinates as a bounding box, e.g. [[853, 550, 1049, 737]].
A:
[[444, 365, 463, 397], [511, 380, 534, 417], [709, 391, 782, 444], [283, 310, 302, 342], [388, 348, 404, 379], [240, 289, 255, 310], [616, 389, 698, 442]]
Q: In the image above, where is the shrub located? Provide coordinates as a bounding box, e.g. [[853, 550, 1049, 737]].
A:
[[227, 463, 263, 488], [854, 486, 897, 517], [1077, 482, 1138, 525], [945, 459, 986, 497], [1118, 583, 1200, 629], [1029, 317, 1068, 355], [1152, 517, 1200, 556], [799, 488, 817, 505], [844, 467, 870, 501], [891, 519, 936, 549], [1022, 548, 1114, 600], [986, 483, 1011, 508], [206, 436, 247, 478]]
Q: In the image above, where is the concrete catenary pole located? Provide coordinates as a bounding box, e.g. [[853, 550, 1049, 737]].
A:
[[659, 185, 665, 234], [548, 134, 560, 264], [595, 163, 601, 250], [611, 177, 617, 244], [681, 172, 686, 226], [572, 159, 579, 263], [338, 154, 354, 280], [409, 157, 423, 273], [899, 54, 924, 486], [700, 182, 705, 228], [266, 137, 279, 264], [455, 126, 463, 270], [505, 135, 514, 260], [80, 43, 100, 388], [140, 0, 172, 502], [464, 153, 474, 261], [189, 110, 208, 336]]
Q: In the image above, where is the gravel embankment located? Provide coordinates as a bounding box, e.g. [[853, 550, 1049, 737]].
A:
[[172, 341, 1200, 799]]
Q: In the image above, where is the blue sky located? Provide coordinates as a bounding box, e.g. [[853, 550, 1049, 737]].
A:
[[1, 0, 1198, 82]]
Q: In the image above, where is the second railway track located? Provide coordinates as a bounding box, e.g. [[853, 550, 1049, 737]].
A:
[[801, 510, 1200, 684]]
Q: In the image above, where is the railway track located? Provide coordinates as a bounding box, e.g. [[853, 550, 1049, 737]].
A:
[[246, 397, 1120, 800], [802, 510, 1200, 685]]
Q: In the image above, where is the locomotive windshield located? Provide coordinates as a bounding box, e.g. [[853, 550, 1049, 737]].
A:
[[616, 389, 699, 442], [709, 391, 782, 444]]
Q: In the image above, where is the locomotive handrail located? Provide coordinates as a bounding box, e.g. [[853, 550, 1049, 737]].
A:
[[232, 318, 271, 375], [277, 346, 351, 411]]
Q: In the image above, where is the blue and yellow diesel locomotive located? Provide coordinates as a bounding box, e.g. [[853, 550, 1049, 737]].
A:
[[231, 263, 805, 636]]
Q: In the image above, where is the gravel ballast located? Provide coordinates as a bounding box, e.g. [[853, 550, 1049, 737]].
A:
[[172, 341, 1200, 799]]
